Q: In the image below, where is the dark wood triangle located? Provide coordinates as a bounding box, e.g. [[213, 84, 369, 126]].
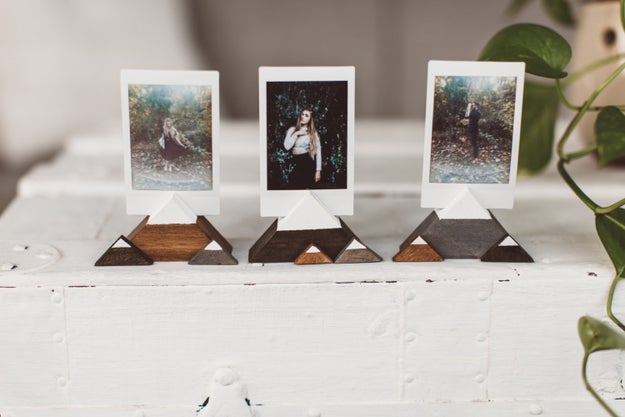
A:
[[95, 235, 153, 266], [334, 238, 382, 263]]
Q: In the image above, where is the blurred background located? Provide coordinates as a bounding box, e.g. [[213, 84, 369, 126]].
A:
[[0, 0, 574, 213]]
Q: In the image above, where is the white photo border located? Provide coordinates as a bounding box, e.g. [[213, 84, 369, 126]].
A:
[[120, 69, 220, 215], [259, 67, 355, 217], [421, 60, 525, 209]]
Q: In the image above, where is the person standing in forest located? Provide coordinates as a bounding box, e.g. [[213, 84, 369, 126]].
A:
[[467, 102, 481, 158], [160, 117, 188, 172], [283, 108, 322, 189]]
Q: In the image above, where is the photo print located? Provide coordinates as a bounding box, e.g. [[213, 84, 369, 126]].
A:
[[266, 81, 348, 191], [260, 67, 355, 217], [421, 61, 525, 209], [121, 70, 220, 215]]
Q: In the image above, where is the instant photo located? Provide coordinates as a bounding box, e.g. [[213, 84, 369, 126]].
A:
[[128, 84, 213, 191], [259, 67, 355, 218], [421, 61, 525, 209], [266, 81, 348, 191], [121, 70, 220, 215]]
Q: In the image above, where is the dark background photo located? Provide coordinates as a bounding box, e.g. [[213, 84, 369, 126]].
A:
[[266, 81, 348, 191]]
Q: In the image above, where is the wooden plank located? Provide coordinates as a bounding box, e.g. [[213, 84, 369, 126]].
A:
[[403, 280, 492, 401], [0, 287, 68, 407], [489, 278, 611, 399], [64, 284, 402, 406], [5, 399, 625, 417]]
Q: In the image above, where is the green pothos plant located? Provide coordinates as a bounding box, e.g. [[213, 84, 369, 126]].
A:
[[479, 1, 625, 415], [480, 3, 625, 416]]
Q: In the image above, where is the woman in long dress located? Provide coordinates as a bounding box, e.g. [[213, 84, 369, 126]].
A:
[[160, 117, 187, 172]]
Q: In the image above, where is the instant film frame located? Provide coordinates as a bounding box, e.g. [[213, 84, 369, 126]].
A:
[[121, 70, 220, 215], [421, 61, 525, 209], [259, 67, 355, 217]]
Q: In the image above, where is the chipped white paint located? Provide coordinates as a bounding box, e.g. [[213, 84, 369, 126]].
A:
[[0, 241, 61, 273], [0, 121, 624, 416], [1, 262, 17, 271], [529, 403, 544, 415], [197, 368, 252, 417], [277, 191, 340, 231], [367, 310, 400, 338]]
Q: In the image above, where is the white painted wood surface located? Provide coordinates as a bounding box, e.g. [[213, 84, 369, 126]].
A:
[[1, 121, 625, 416]]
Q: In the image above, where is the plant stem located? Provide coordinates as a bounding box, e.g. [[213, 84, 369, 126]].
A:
[[607, 270, 625, 332], [556, 79, 580, 111], [557, 159, 599, 212], [561, 53, 625, 88], [596, 199, 625, 215], [582, 353, 621, 417], [566, 145, 597, 161], [556, 80, 625, 111], [557, 61, 625, 161]]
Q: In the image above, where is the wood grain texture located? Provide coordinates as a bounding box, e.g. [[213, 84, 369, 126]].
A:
[[397, 211, 507, 259], [294, 244, 333, 265], [480, 237, 534, 263], [196, 216, 234, 254], [335, 247, 383, 264], [94, 236, 153, 266], [249, 218, 366, 263], [127, 216, 234, 263], [188, 248, 238, 265], [392, 240, 443, 262]]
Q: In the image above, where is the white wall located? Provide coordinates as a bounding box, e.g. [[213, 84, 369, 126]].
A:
[[0, 0, 573, 166]]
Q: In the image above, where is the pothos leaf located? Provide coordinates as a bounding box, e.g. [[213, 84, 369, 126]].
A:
[[542, 0, 576, 27], [518, 82, 559, 174], [479, 23, 571, 79], [595, 106, 625, 167], [596, 208, 625, 274], [578, 316, 625, 354]]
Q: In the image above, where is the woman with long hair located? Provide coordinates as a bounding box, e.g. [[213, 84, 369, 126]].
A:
[[160, 117, 187, 171], [283, 109, 322, 189]]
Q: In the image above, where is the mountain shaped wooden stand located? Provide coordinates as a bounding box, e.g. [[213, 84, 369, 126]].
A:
[[249, 191, 381, 265], [96, 196, 237, 266], [393, 189, 532, 263]]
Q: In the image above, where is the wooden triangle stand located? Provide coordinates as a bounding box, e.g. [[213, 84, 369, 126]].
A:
[[96, 196, 237, 266], [249, 191, 381, 265], [393, 189, 532, 263]]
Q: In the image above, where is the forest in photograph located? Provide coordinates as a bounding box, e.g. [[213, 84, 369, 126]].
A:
[[266, 81, 348, 190], [430, 76, 517, 184], [128, 84, 212, 191]]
